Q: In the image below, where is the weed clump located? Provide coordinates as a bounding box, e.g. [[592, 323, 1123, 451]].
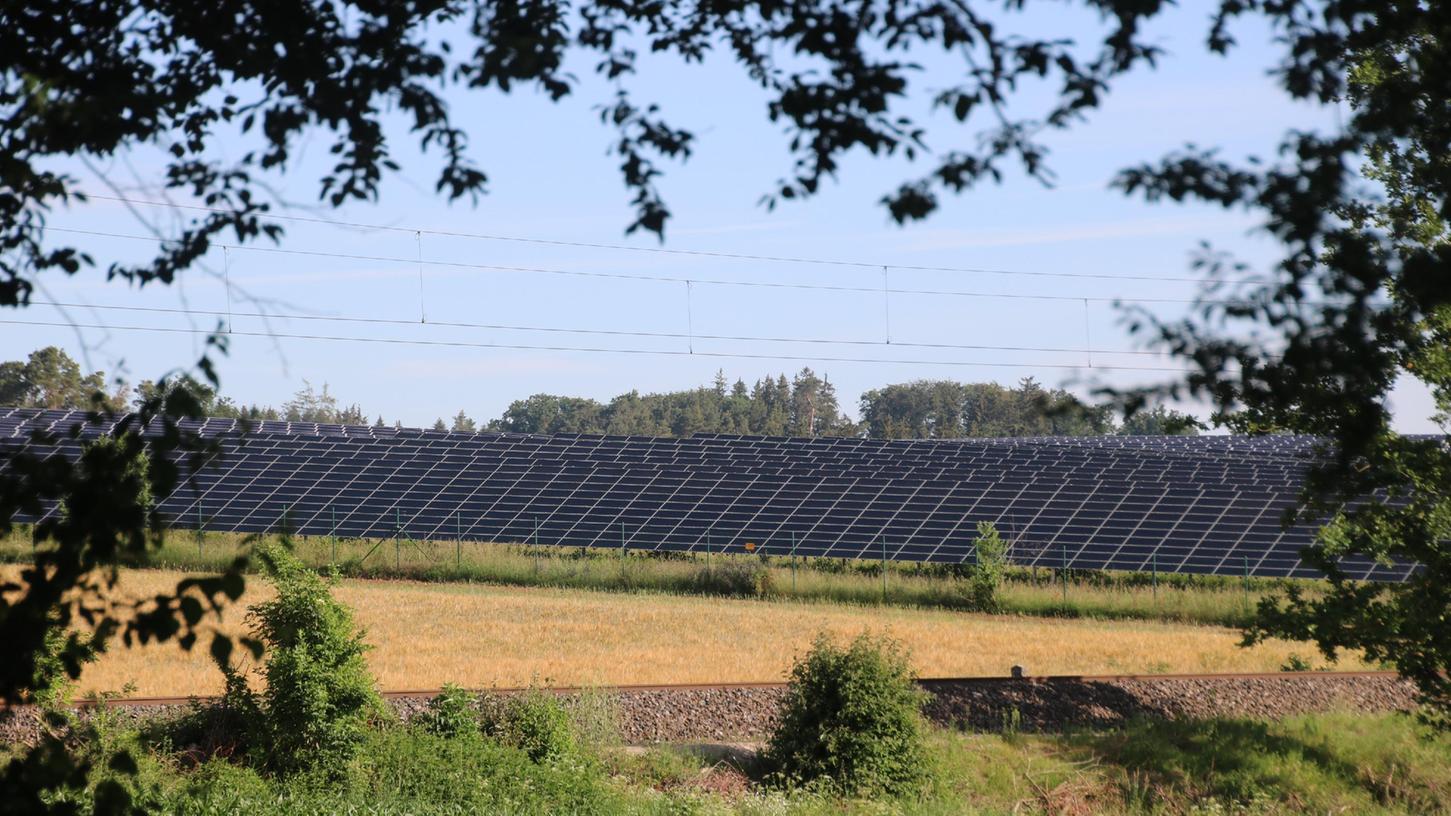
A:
[[765, 632, 929, 797], [479, 688, 578, 764], [690, 559, 774, 597], [1280, 653, 1314, 672], [419, 683, 477, 738], [222, 543, 384, 776]]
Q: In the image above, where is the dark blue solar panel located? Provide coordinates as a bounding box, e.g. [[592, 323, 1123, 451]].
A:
[[0, 406, 1425, 580]]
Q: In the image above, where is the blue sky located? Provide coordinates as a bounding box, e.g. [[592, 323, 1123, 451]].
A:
[[8, 6, 1442, 432]]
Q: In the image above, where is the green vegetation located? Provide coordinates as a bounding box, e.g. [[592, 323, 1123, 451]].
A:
[[766, 634, 930, 797], [1115, 25, 1451, 725], [417, 684, 476, 739], [961, 521, 1009, 613], [478, 688, 580, 764], [0, 346, 127, 411], [0, 527, 1304, 629], [10, 706, 1446, 815], [219, 544, 385, 776]]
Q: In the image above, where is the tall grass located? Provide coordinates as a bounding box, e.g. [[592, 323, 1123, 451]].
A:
[[0, 526, 1301, 627]]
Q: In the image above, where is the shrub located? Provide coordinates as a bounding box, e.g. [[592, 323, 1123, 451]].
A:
[[960, 521, 1008, 612], [225, 543, 384, 776], [419, 684, 477, 738], [479, 689, 577, 764], [765, 632, 930, 797]]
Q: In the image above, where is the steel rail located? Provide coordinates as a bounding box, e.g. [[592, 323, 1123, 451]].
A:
[[9, 670, 1403, 710]]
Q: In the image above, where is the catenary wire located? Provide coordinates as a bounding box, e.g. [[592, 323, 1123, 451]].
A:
[[76, 192, 1210, 284], [44, 226, 1240, 306], [23, 299, 1167, 357], [0, 318, 1189, 372]]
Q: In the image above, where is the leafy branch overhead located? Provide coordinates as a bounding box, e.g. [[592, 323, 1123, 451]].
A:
[[1104, 13, 1451, 726], [4, 0, 1169, 306]]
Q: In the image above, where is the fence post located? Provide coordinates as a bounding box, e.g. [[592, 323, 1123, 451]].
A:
[[395, 508, 402, 570], [1243, 555, 1250, 608], [790, 530, 797, 592], [455, 511, 461, 569], [534, 514, 541, 576], [1061, 543, 1068, 604], [1151, 549, 1158, 602], [330, 504, 337, 564], [880, 537, 887, 603], [196, 501, 203, 559], [619, 521, 626, 576]]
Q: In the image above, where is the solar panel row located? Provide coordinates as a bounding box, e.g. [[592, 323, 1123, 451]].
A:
[[0, 407, 1413, 581]]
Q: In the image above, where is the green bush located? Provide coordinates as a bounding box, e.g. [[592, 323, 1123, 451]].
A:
[[765, 632, 930, 797], [418, 683, 477, 738], [479, 689, 578, 764], [961, 521, 1008, 612], [224, 543, 384, 776]]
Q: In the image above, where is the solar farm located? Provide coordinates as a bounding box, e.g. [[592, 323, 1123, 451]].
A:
[[0, 406, 1410, 582]]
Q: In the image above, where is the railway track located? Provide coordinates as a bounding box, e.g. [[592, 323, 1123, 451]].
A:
[[1, 670, 1417, 744], [18, 669, 1403, 709]]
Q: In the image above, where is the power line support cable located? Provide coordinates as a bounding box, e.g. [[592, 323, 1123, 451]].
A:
[[882, 266, 891, 344], [74, 191, 1211, 284], [42, 226, 1249, 307], [685, 280, 694, 354], [415, 230, 427, 324], [0, 317, 1188, 372], [26, 297, 1168, 357], [221, 245, 232, 334]]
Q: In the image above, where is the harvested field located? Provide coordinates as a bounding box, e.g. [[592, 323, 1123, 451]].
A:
[[40, 568, 1365, 698]]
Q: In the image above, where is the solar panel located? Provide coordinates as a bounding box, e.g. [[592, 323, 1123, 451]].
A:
[[0, 407, 1424, 580]]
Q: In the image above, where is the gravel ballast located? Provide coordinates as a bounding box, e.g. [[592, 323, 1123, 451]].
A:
[[0, 672, 1419, 747]]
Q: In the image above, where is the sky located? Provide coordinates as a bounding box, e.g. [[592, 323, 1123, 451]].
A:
[[6, 5, 1443, 433]]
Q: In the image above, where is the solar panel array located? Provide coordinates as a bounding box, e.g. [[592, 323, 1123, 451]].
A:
[[0, 406, 1414, 581]]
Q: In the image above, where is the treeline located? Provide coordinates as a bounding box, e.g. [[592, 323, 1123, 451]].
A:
[[481, 374, 1196, 438], [2, 346, 1199, 438], [481, 370, 856, 437], [1, 347, 368, 425]]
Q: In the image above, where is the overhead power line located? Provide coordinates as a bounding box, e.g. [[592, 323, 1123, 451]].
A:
[[1, 318, 1188, 373], [45, 226, 1230, 306], [26, 299, 1166, 358], [76, 191, 1210, 284]]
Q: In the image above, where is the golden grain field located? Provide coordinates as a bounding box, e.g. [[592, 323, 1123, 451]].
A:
[[22, 567, 1364, 698]]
